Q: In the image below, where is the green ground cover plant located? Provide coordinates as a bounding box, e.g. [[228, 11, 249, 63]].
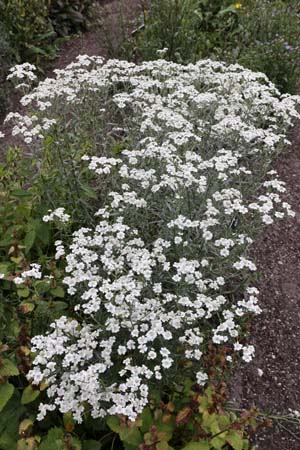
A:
[[0, 55, 299, 448]]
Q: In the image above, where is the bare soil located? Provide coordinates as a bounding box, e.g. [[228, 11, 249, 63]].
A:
[[1, 2, 300, 448], [48, 0, 143, 72], [230, 125, 300, 449]]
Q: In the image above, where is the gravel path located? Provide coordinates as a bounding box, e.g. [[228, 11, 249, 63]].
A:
[[230, 125, 300, 449]]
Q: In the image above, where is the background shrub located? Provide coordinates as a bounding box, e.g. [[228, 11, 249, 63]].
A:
[[0, 0, 94, 120], [0, 0, 56, 64], [228, 0, 300, 93], [49, 0, 94, 37], [0, 26, 13, 119], [0, 0, 94, 64], [123, 0, 300, 93], [123, 0, 240, 63]]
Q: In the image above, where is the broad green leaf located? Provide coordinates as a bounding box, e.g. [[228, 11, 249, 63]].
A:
[[243, 439, 250, 449], [210, 435, 226, 450], [82, 440, 102, 450], [44, 135, 54, 146], [34, 280, 51, 294], [0, 358, 19, 376], [24, 230, 36, 252], [50, 286, 65, 298], [157, 442, 171, 450], [49, 301, 68, 313], [202, 412, 220, 434], [119, 426, 143, 446], [226, 431, 244, 450], [0, 391, 26, 449], [144, 432, 153, 445], [21, 385, 40, 405], [39, 427, 65, 450], [218, 414, 230, 429], [36, 223, 50, 246], [124, 445, 138, 450], [10, 189, 32, 198], [0, 239, 13, 247], [140, 407, 153, 433], [181, 442, 210, 450], [156, 422, 173, 433], [0, 383, 14, 411], [0, 263, 12, 275], [17, 288, 30, 298], [0, 432, 17, 450], [11, 256, 24, 265], [106, 416, 121, 433]]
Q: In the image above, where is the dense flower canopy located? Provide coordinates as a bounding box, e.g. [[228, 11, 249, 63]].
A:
[[8, 56, 299, 422]]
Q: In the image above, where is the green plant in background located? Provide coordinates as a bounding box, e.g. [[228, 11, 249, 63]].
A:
[[0, 0, 94, 65], [0, 26, 14, 119], [229, 0, 300, 93], [0, 0, 57, 64], [0, 0, 95, 121], [122, 0, 300, 93], [122, 0, 241, 63], [48, 0, 94, 37]]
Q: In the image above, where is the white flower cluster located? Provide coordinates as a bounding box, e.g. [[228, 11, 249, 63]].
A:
[[7, 63, 37, 82], [4, 113, 56, 144], [23, 56, 299, 422], [14, 263, 42, 285], [43, 208, 70, 224], [54, 240, 65, 260], [289, 409, 300, 419]]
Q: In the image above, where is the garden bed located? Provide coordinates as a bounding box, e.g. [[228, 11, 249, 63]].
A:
[[1, 1, 300, 449]]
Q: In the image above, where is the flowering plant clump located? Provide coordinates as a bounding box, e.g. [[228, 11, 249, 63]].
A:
[[7, 56, 298, 423]]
